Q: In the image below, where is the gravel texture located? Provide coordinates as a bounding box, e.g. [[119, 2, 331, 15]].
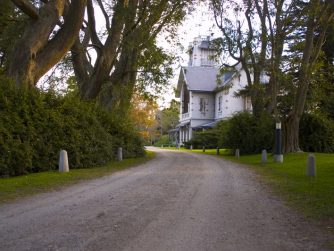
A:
[[0, 147, 333, 251]]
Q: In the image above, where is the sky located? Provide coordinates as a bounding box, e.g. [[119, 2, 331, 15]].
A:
[[156, 2, 220, 108]]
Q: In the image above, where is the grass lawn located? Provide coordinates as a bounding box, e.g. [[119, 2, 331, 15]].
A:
[[0, 151, 155, 204], [190, 148, 334, 228]]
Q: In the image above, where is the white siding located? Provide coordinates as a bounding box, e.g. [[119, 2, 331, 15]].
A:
[[215, 71, 248, 119]]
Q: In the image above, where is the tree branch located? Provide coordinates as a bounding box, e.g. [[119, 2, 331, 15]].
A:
[[11, 0, 39, 19], [35, 0, 87, 82], [96, 0, 111, 30], [87, 0, 103, 49]]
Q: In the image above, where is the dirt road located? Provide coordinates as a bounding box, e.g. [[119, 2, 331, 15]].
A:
[[0, 147, 333, 250]]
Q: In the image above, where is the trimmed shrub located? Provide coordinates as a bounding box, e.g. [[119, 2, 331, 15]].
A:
[[217, 112, 275, 154], [186, 129, 219, 149], [300, 113, 334, 153], [0, 77, 144, 177], [154, 135, 172, 147]]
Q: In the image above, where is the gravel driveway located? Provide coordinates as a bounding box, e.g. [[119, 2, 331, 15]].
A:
[[0, 147, 333, 251]]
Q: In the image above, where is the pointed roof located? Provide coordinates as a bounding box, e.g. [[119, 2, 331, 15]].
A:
[[176, 66, 235, 97]]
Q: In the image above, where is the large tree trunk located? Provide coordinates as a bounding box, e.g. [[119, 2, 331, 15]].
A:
[[282, 0, 334, 153], [98, 0, 139, 110], [283, 114, 301, 153], [7, 0, 86, 87]]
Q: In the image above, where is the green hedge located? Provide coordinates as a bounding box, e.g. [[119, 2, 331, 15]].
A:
[[188, 112, 334, 154], [186, 130, 218, 149], [299, 113, 334, 153], [0, 77, 144, 177], [217, 112, 275, 154]]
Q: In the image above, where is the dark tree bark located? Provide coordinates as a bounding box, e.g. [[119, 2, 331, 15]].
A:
[[7, 0, 87, 87]]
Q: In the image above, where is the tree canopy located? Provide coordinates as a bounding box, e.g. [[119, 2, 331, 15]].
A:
[[211, 0, 334, 153]]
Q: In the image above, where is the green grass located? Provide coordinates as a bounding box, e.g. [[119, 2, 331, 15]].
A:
[[0, 151, 155, 204], [191, 148, 334, 228]]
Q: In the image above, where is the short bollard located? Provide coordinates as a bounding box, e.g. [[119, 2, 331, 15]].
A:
[[274, 154, 283, 163], [190, 145, 193, 150], [162, 144, 164, 148], [261, 149, 267, 163], [59, 150, 69, 173], [202, 146, 206, 152], [117, 147, 123, 161], [216, 147, 220, 155], [306, 154, 316, 177], [235, 148, 240, 158]]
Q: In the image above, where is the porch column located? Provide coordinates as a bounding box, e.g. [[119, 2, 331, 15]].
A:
[[189, 128, 193, 140]]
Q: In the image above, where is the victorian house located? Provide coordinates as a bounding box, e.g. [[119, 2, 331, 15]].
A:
[[175, 36, 253, 145]]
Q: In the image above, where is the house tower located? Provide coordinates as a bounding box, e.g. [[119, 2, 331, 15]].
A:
[[187, 36, 217, 67]]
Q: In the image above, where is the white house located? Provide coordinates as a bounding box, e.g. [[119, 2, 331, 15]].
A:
[[175, 36, 253, 145]]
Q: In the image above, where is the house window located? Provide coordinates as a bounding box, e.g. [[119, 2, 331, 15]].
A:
[[218, 96, 222, 111], [199, 98, 208, 115], [245, 97, 252, 110], [200, 98, 205, 112]]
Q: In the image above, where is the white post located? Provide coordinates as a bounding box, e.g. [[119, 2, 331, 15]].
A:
[[117, 147, 123, 161], [59, 150, 69, 173], [261, 149, 267, 163], [235, 149, 240, 158], [306, 154, 316, 177]]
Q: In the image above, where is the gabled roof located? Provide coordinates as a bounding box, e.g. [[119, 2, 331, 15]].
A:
[[176, 66, 235, 97]]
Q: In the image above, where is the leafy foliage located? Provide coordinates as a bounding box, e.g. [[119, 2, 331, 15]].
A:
[[186, 130, 219, 149], [0, 77, 144, 177], [129, 92, 159, 144], [216, 112, 275, 154], [188, 112, 275, 153], [0, 1, 26, 69], [154, 135, 173, 147], [159, 99, 180, 135], [299, 113, 334, 153]]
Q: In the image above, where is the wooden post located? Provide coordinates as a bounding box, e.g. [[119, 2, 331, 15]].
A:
[[216, 147, 220, 155], [59, 150, 69, 173], [202, 146, 205, 152]]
